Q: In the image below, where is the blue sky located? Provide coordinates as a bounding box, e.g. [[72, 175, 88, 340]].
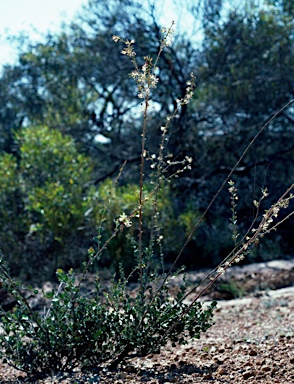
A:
[[0, 0, 194, 70], [0, 0, 87, 68]]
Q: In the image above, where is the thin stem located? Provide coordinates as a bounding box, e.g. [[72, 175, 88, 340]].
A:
[[0, 261, 51, 348], [138, 92, 150, 287], [141, 100, 293, 337], [156, 99, 294, 293]]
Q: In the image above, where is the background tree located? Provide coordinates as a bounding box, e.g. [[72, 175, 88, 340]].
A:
[[185, 0, 294, 263], [0, 0, 293, 279]]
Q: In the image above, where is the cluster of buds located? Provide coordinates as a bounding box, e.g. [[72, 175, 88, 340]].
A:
[[216, 185, 293, 277], [112, 36, 136, 58], [166, 155, 193, 178], [160, 22, 175, 48], [176, 73, 197, 106], [228, 180, 239, 244], [254, 192, 293, 235], [147, 152, 193, 175]]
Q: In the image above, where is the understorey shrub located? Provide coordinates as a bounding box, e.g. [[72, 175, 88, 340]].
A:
[[0, 258, 216, 378], [0, 126, 94, 280], [0, 23, 293, 380]]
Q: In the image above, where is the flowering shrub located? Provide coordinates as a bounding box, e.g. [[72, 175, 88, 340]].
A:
[[0, 24, 293, 381]]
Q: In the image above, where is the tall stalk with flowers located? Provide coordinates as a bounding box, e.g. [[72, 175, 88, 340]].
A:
[[0, 24, 293, 380]]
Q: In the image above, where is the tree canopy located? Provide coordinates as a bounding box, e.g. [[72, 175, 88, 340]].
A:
[[0, 0, 293, 279]]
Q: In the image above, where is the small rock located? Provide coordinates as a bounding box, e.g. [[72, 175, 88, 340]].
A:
[[217, 366, 227, 375], [124, 365, 136, 373], [255, 358, 264, 365], [213, 355, 225, 364], [243, 370, 254, 379], [249, 349, 257, 356], [261, 365, 271, 372], [277, 358, 286, 365]]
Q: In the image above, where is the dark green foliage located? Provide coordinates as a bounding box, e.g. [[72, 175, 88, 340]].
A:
[[0, 257, 216, 379]]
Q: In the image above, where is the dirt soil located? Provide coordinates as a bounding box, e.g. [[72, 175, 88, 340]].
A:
[[0, 259, 293, 383]]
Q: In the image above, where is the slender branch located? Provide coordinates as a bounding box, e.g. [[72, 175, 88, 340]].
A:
[[158, 99, 294, 290]]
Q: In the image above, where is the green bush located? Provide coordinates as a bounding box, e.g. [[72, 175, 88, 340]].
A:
[[0, 258, 216, 378], [0, 154, 26, 275], [0, 126, 93, 279]]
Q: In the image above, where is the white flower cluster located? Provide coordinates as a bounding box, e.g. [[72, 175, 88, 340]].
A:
[[118, 212, 132, 228], [216, 267, 225, 275], [130, 59, 159, 99]]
